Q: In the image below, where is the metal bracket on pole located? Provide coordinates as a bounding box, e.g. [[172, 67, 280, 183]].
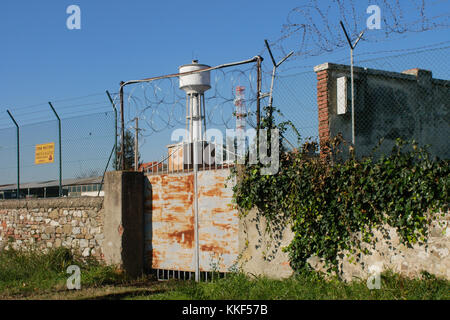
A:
[[340, 21, 365, 147], [6, 110, 20, 199], [264, 40, 293, 113], [49, 102, 63, 197], [106, 90, 118, 170], [262, 39, 294, 139]]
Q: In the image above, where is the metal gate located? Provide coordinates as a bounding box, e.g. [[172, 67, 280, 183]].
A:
[[144, 163, 239, 281]]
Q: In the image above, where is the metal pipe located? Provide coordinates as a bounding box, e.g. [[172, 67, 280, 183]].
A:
[[122, 56, 261, 87], [48, 102, 62, 197], [134, 117, 139, 171], [264, 40, 277, 67], [202, 94, 207, 141], [106, 90, 118, 169], [256, 56, 262, 131], [350, 48, 355, 145], [119, 81, 125, 170], [6, 110, 20, 199], [193, 141, 200, 282]]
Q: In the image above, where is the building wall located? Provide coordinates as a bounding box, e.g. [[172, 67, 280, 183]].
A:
[[0, 197, 104, 260], [314, 63, 450, 159]]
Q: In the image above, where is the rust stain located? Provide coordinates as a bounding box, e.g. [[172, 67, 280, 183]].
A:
[[211, 207, 229, 214], [152, 250, 161, 269], [212, 221, 234, 231], [200, 183, 224, 197], [200, 244, 230, 254], [118, 224, 123, 236], [167, 228, 194, 248]]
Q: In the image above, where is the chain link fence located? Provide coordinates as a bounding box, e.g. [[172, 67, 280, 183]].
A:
[[267, 45, 449, 159], [1, 46, 448, 198], [0, 95, 116, 198]]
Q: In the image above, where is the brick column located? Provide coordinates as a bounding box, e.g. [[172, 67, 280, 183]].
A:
[[316, 69, 331, 159]]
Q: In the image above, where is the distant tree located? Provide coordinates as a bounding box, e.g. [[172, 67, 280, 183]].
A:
[[76, 169, 101, 179], [114, 129, 141, 171]]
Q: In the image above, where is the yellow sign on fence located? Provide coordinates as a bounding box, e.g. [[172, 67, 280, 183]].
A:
[[35, 142, 55, 164]]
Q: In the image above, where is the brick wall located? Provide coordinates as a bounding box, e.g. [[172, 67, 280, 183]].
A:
[[316, 68, 331, 159], [0, 197, 104, 260]]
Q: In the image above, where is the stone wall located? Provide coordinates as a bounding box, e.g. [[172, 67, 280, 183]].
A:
[[0, 197, 104, 260], [239, 209, 450, 281]]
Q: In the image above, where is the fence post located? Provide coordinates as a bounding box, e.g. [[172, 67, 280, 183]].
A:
[[6, 110, 20, 199], [49, 102, 62, 197], [119, 81, 125, 170], [106, 90, 118, 170], [339, 21, 365, 147]]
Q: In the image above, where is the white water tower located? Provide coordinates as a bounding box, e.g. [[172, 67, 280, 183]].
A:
[[179, 60, 211, 143]]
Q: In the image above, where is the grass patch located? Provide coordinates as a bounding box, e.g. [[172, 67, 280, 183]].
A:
[[0, 247, 127, 297], [0, 249, 448, 300], [131, 271, 450, 300]]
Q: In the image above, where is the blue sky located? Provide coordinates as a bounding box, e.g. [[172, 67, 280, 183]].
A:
[[0, 0, 449, 184], [0, 0, 296, 110]]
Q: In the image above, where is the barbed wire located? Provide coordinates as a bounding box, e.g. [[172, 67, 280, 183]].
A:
[[122, 65, 262, 138], [268, 0, 450, 61]]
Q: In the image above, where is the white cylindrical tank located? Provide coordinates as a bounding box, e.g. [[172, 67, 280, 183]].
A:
[[179, 60, 211, 94]]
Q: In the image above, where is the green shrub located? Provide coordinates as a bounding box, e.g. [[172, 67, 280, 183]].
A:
[[233, 137, 449, 273]]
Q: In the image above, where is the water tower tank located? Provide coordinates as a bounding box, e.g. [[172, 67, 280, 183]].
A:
[[179, 60, 211, 94]]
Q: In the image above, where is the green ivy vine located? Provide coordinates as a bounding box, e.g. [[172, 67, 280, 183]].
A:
[[232, 107, 449, 274]]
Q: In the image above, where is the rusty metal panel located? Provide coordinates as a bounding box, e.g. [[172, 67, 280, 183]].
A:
[[145, 172, 195, 271], [144, 168, 238, 273], [198, 169, 239, 272]]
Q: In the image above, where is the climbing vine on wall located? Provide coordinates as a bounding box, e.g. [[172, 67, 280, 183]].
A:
[[232, 109, 449, 274]]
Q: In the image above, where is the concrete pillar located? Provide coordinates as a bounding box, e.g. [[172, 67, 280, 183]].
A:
[[103, 171, 144, 278]]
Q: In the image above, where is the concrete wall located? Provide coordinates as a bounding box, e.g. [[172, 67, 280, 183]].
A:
[[315, 63, 450, 159], [238, 207, 293, 278], [238, 208, 450, 281], [103, 171, 144, 278], [0, 197, 104, 259]]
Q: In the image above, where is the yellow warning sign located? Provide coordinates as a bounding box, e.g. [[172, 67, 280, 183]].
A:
[[35, 142, 55, 164]]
